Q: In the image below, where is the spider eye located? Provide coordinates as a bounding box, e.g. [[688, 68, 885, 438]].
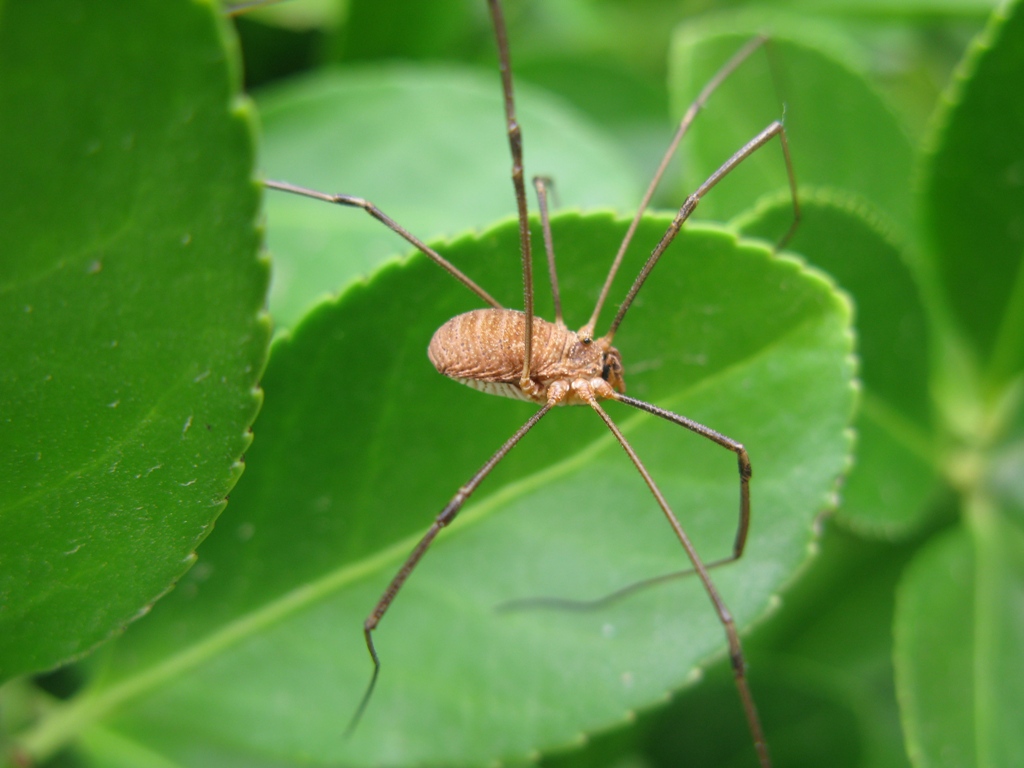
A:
[[602, 356, 620, 381]]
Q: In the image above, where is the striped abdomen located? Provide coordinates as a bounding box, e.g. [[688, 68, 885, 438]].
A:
[[427, 308, 624, 403]]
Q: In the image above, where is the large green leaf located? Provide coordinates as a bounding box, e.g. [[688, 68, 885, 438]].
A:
[[921, 0, 1024, 385], [0, 0, 268, 680], [20, 213, 854, 765], [258, 65, 640, 327]]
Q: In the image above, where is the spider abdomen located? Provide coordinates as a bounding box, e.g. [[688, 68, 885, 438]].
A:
[[428, 308, 617, 402]]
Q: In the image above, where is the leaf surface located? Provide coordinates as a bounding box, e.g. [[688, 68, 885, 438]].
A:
[[921, 0, 1024, 384], [65, 213, 854, 766], [0, 0, 268, 680]]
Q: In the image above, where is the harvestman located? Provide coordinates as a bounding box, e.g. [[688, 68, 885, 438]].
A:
[[264, 2, 798, 765]]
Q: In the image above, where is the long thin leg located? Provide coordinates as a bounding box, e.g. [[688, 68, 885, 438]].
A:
[[533, 176, 564, 328], [581, 390, 770, 768], [583, 35, 770, 338], [263, 179, 501, 309], [347, 394, 562, 736], [604, 119, 798, 342], [487, 0, 536, 386], [616, 393, 751, 557], [501, 393, 751, 612]]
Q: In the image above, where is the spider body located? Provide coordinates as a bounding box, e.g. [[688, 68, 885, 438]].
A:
[[428, 308, 626, 404]]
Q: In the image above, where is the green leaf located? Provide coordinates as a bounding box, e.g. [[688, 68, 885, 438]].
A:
[[258, 65, 641, 328], [894, 530, 974, 768], [25, 214, 854, 766], [669, 19, 916, 241], [739, 192, 937, 535], [337, 0, 478, 61], [894, 508, 1024, 767], [0, 0, 269, 680], [921, 0, 1024, 385], [970, 500, 1024, 767]]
